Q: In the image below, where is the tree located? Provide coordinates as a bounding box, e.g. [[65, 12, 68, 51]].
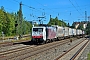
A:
[[0, 6, 32, 36], [48, 17, 67, 27], [0, 7, 7, 36], [86, 22, 90, 35]]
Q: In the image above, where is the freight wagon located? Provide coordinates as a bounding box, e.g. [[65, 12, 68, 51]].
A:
[[64, 27, 69, 38], [56, 26, 64, 40], [52, 25, 64, 40], [72, 29, 76, 36], [69, 28, 73, 37]]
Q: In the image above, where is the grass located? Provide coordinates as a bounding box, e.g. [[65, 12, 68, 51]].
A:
[[87, 53, 90, 60], [10, 37, 31, 43]]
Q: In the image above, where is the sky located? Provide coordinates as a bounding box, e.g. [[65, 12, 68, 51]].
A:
[[0, 0, 90, 26]]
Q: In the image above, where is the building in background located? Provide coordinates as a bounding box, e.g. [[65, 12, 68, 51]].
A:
[[72, 21, 88, 29]]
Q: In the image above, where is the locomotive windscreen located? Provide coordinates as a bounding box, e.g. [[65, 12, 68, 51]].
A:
[[33, 28, 43, 32]]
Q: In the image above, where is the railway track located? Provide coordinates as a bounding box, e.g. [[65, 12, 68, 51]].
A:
[[0, 38, 71, 60], [0, 38, 85, 60], [55, 39, 89, 60], [0, 42, 14, 47], [16, 39, 71, 60], [0, 46, 37, 60], [22, 38, 85, 60]]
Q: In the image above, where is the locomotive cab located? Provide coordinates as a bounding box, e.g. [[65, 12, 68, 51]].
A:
[[32, 27, 46, 43]]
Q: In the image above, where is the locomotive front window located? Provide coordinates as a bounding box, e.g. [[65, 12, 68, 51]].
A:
[[38, 29, 43, 32], [33, 28, 43, 32], [33, 28, 38, 31]]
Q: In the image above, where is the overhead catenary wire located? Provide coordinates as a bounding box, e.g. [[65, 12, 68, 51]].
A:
[[5, 0, 37, 20], [10, 0, 48, 21], [8, 0, 88, 18], [74, 0, 83, 15], [33, 0, 55, 12], [2, 0, 89, 23], [2, 0, 90, 16], [69, 0, 83, 17], [33, 0, 59, 16]]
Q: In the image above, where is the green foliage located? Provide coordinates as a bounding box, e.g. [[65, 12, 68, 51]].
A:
[[86, 22, 90, 35], [48, 17, 67, 27], [87, 53, 90, 60], [22, 21, 32, 34], [0, 6, 32, 37]]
